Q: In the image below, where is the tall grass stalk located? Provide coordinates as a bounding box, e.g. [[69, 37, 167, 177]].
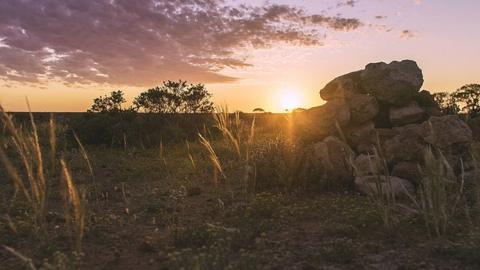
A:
[[3, 245, 37, 270], [198, 133, 225, 186], [73, 131, 94, 180], [60, 158, 86, 252], [213, 106, 242, 158], [0, 105, 48, 233], [185, 140, 196, 170]]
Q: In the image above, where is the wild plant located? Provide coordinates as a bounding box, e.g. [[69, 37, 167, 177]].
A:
[[0, 106, 87, 251], [349, 143, 397, 231], [60, 159, 86, 253], [406, 147, 464, 237], [0, 105, 50, 234], [198, 106, 255, 193]]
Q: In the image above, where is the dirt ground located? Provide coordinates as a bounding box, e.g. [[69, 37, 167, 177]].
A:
[[1, 142, 480, 270]]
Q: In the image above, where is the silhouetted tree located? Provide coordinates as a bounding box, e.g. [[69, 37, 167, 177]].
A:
[[452, 84, 480, 117], [133, 87, 170, 113], [134, 80, 214, 113], [181, 83, 214, 113], [88, 90, 127, 113], [432, 92, 459, 115], [253, 108, 265, 113]]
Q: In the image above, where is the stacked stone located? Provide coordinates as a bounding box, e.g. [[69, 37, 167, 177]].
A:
[[294, 60, 473, 196]]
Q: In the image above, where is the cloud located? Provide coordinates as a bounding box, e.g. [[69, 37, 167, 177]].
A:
[[400, 29, 417, 39], [337, 0, 357, 7], [0, 0, 363, 87]]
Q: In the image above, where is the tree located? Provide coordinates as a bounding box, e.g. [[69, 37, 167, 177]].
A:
[[88, 90, 127, 113], [133, 87, 170, 113], [134, 80, 214, 113], [432, 92, 459, 115], [253, 108, 265, 113], [181, 83, 214, 113], [452, 84, 480, 117]]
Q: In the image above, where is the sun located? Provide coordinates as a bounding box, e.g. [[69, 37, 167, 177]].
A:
[[279, 89, 302, 112]]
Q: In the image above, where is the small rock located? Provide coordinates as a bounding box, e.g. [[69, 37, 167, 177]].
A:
[[390, 102, 425, 126]]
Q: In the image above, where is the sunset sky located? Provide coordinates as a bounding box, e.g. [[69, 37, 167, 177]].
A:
[[0, 0, 479, 112]]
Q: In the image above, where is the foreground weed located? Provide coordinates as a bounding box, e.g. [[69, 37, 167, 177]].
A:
[[60, 159, 86, 253], [0, 105, 49, 234], [198, 133, 225, 186], [407, 147, 464, 237], [349, 144, 397, 232]]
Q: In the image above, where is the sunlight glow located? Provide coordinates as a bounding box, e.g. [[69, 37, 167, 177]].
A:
[[278, 89, 302, 112]]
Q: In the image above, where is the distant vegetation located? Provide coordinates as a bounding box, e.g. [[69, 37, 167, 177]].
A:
[[433, 83, 480, 117], [88, 80, 213, 114]]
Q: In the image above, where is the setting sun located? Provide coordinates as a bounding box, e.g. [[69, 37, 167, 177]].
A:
[[279, 89, 303, 112]]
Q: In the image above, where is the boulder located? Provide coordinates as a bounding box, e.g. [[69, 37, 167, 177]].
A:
[[468, 116, 480, 141], [293, 99, 350, 141], [415, 90, 437, 108], [422, 115, 473, 149], [391, 162, 422, 185], [313, 136, 354, 186], [345, 122, 376, 153], [352, 154, 386, 176], [355, 176, 415, 197], [389, 102, 426, 126], [348, 94, 379, 123], [320, 71, 363, 100], [361, 60, 423, 106], [384, 123, 428, 163]]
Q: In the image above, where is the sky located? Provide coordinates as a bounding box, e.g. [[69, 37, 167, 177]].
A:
[[0, 0, 479, 112]]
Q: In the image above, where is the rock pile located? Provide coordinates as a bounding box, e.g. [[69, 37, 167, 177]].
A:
[[294, 60, 473, 196]]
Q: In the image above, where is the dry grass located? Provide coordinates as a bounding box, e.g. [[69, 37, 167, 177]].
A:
[[0, 105, 87, 252], [406, 147, 464, 237], [0, 105, 49, 233], [198, 133, 225, 187], [60, 158, 86, 253]]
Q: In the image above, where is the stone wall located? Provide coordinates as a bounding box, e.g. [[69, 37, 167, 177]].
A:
[[293, 60, 473, 196]]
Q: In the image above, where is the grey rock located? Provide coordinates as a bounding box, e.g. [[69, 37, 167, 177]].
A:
[[345, 122, 376, 153], [361, 60, 423, 106], [320, 71, 363, 100], [384, 123, 428, 163], [348, 94, 379, 123], [352, 154, 386, 176], [389, 102, 426, 126], [391, 162, 422, 185], [422, 115, 473, 149], [293, 99, 350, 142], [313, 136, 354, 185]]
